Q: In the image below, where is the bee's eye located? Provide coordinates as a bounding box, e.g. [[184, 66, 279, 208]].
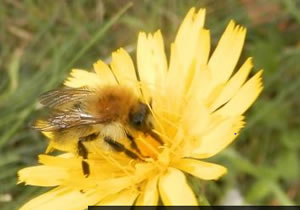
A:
[[129, 102, 149, 129], [131, 113, 144, 127]]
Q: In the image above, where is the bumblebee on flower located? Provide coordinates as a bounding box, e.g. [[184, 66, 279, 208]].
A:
[[18, 7, 263, 208]]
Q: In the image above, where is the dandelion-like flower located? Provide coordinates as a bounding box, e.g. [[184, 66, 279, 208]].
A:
[[18, 8, 263, 208]]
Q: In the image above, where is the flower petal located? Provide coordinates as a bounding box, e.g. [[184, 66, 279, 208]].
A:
[[98, 188, 139, 206], [175, 8, 206, 71], [183, 101, 211, 137], [208, 21, 246, 85], [137, 31, 167, 102], [135, 176, 159, 205], [93, 60, 117, 84], [18, 166, 68, 187], [39, 154, 78, 167], [184, 28, 211, 95], [165, 8, 208, 114], [20, 187, 102, 210], [64, 69, 101, 88], [187, 65, 213, 103], [195, 28, 210, 67], [216, 70, 263, 117], [164, 43, 183, 113], [190, 115, 245, 159], [110, 48, 138, 94], [159, 168, 197, 205], [209, 57, 253, 111], [172, 159, 227, 180]]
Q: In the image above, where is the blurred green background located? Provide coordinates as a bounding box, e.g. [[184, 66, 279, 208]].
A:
[[0, 0, 299, 208]]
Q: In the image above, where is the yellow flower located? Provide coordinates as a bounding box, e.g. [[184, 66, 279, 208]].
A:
[[18, 8, 263, 208]]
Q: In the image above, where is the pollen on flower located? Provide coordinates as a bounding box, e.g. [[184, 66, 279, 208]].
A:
[[135, 133, 162, 159]]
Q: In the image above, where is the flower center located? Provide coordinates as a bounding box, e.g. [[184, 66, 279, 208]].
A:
[[135, 132, 162, 160]]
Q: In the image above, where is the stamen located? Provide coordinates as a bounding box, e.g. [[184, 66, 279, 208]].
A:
[[136, 135, 160, 158], [90, 141, 134, 176], [151, 130, 171, 145], [152, 129, 180, 158], [154, 109, 181, 129]]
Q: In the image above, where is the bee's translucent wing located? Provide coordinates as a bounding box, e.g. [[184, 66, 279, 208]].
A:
[[39, 87, 93, 109], [35, 87, 111, 131], [34, 109, 110, 131]]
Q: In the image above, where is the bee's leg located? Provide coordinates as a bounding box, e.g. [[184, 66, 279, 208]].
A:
[[104, 136, 140, 159], [77, 141, 90, 177], [148, 130, 164, 145], [77, 133, 99, 177], [126, 132, 142, 155]]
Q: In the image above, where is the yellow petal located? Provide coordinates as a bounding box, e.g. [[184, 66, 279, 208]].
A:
[[165, 43, 183, 113], [187, 65, 213, 103], [38, 154, 78, 168], [135, 176, 159, 205], [41, 131, 53, 139], [175, 8, 197, 45], [184, 29, 211, 94], [175, 8, 206, 71], [210, 57, 253, 111], [20, 187, 102, 210], [190, 115, 245, 159], [195, 29, 210, 67], [45, 142, 55, 153], [159, 168, 198, 205], [137, 31, 167, 102], [216, 70, 263, 117], [93, 60, 117, 84], [18, 166, 68, 186], [182, 101, 210, 136], [110, 48, 138, 94], [208, 21, 246, 85], [172, 159, 227, 180], [64, 69, 101, 88], [165, 9, 208, 114], [98, 188, 139, 205]]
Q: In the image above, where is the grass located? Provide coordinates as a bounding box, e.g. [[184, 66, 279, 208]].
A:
[[0, 0, 299, 208]]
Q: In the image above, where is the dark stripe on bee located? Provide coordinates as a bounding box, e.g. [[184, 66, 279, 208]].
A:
[[78, 141, 88, 159], [104, 136, 139, 159], [82, 133, 99, 141], [77, 133, 99, 177], [81, 160, 90, 177]]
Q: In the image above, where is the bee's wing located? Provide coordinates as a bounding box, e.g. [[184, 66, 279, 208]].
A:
[[34, 109, 110, 131], [35, 87, 111, 131], [39, 87, 92, 109]]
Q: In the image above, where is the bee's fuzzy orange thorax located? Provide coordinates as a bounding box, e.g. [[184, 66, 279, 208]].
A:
[[87, 85, 138, 122]]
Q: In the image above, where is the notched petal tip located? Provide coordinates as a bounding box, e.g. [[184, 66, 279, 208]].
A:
[[189, 115, 245, 159], [18, 166, 67, 187], [93, 59, 117, 84], [208, 19, 249, 94], [110, 48, 137, 86], [138, 32, 147, 42], [186, 7, 196, 16], [64, 69, 101, 88], [209, 57, 254, 111]]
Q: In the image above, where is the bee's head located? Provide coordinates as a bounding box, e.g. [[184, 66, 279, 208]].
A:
[[129, 101, 153, 132]]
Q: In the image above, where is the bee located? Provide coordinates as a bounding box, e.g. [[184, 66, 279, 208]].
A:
[[34, 85, 162, 177]]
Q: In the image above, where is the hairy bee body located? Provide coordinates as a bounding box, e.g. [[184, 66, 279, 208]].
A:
[[35, 85, 160, 176]]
